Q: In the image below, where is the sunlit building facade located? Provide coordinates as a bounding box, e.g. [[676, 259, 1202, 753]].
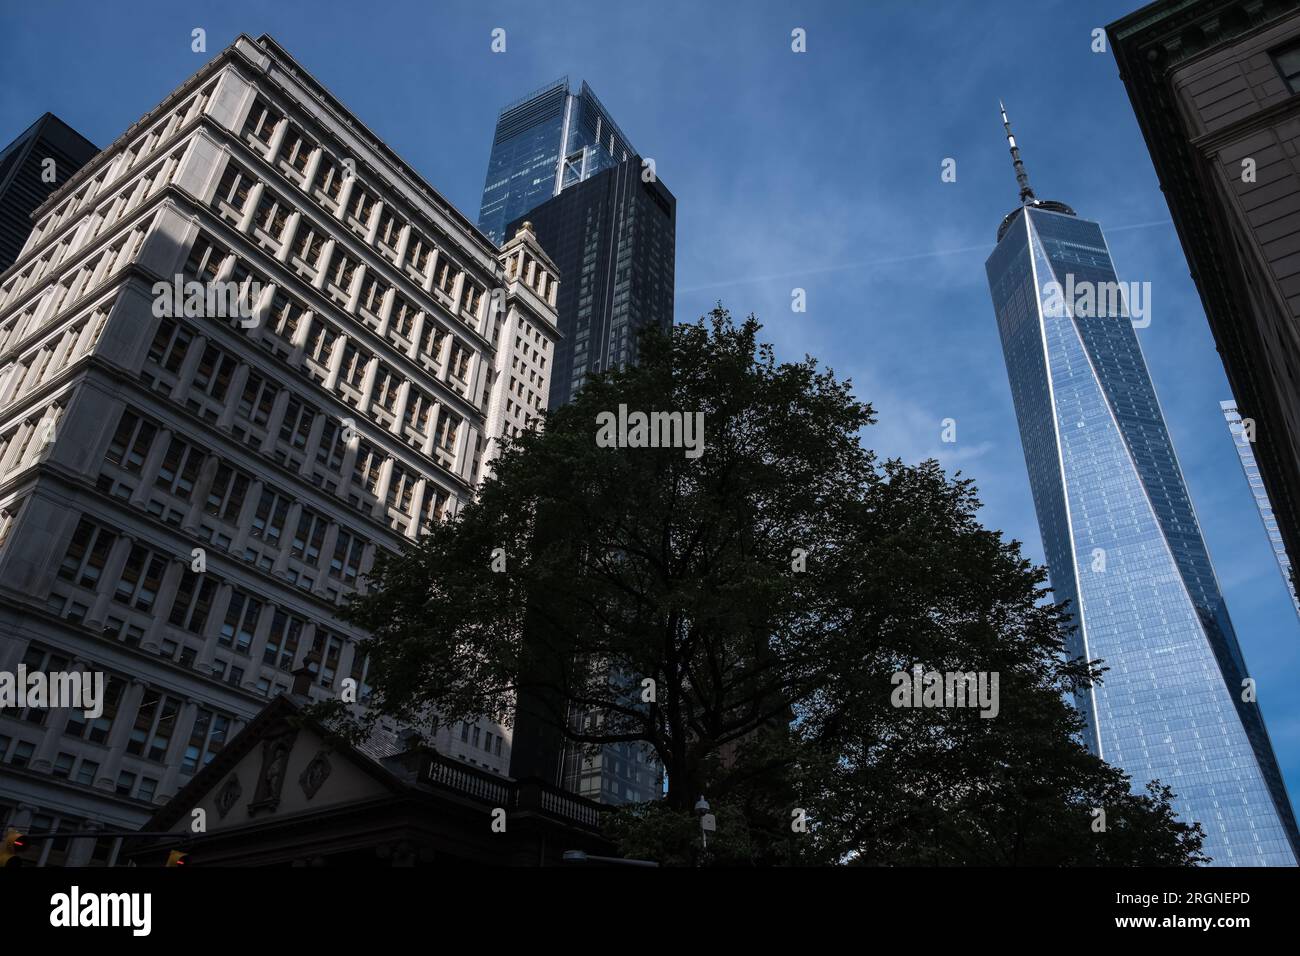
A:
[[0, 33, 558, 863], [1222, 399, 1300, 620]]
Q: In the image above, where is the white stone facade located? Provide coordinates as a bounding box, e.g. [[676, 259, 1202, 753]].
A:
[[0, 34, 559, 865]]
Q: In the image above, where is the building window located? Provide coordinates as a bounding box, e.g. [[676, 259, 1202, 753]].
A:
[[155, 436, 204, 499], [113, 544, 168, 612], [65, 677, 126, 744], [168, 570, 217, 634], [58, 518, 120, 590], [250, 488, 292, 545], [206, 462, 250, 522], [1274, 39, 1300, 94], [182, 709, 230, 774], [263, 610, 305, 671], [127, 689, 182, 762], [316, 419, 347, 472], [105, 410, 157, 474], [220, 590, 262, 654], [329, 529, 365, 584], [243, 97, 283, 149]]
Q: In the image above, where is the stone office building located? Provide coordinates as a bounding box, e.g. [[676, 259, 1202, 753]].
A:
[[1109, 0, 1300, 581], [0, 34, 559, 865]]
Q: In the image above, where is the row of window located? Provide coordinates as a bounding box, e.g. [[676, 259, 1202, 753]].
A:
[[0, 223, 146, 362], [8, 642, 233, 776], [238, 97, 492, 332], [98, 408, 380, 589], [53, 514, 370, 699], [134, 315, 459, 534], [458, 721, 504, 758], [0, 305, 111, 431], [165, 233, 470, 481], [0, 799, 122, 867], [17, 80, 218, 262]]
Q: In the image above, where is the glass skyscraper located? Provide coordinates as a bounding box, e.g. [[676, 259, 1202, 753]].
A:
[[507, 157, 675, 409], [1222, 400, 1300, 622], [985, 106, 1300, 866], [488, 80, 670, 806], [477, 77, 635, 246]]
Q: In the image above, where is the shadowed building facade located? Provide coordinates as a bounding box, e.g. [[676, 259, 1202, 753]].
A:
[[507, 158, 675, 409], [484, 81, 673, 807], [1109, 0, 1300, 601], [985, 106, 1300, 866], [0, 114, 98, 272]]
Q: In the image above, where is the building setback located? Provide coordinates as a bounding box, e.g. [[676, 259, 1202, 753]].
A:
[[0, 33, 559, 865], [477, 77, 636, 247], [1108, 0, 1300, 597], [0, 113, 98, 272], [508, 158, 675, 409], [985, 105, 1300, 866]]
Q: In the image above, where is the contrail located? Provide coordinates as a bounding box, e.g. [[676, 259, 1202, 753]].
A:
[[677, 219, 1174, 294]]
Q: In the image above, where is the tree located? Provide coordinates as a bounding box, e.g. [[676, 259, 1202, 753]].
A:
[[338, 307, 1205, 865]]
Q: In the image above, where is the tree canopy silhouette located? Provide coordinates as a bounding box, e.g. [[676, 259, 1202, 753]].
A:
[[338, 307, 1206, 866]]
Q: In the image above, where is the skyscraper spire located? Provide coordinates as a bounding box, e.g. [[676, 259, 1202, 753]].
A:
[[999, 100, 1036, 205]]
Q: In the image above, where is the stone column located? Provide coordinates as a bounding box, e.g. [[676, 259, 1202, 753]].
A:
[[141, 560, 184, 653], [129, 427, 173, 507], [85, 534, 134, 630], [30, 659, 90, 772], [94, 679, 147, 792]]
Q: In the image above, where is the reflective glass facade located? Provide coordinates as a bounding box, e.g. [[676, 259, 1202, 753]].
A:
[[987, 204, 1300, 866], [508, 158, 675, 408], [486, 82, 669, 807], [1222, 400, 1300, 622], [478, 78, 635, 246]]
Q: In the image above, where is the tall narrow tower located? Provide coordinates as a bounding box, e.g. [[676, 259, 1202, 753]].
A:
[[985, 105, 1300, 866], [1221, 399, 1300, 622]]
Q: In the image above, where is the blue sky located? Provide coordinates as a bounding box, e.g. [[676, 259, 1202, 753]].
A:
[[5, 0, 1300, 800]]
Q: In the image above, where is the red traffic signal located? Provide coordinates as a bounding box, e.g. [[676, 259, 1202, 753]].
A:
[[1, 829, 26, 867]]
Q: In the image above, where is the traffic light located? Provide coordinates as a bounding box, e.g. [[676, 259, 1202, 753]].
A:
[[165, 849, 188, 867], [1, 829, 26, 867]]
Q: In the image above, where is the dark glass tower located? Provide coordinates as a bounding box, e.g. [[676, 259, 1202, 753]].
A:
[[985, 105, 1300, 866], [504, 159, 673, 805], [507, 158, 675, 409], [477, 78, 635, 247], [0, 113, 97, 271], [487, 82, 673, 806]]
